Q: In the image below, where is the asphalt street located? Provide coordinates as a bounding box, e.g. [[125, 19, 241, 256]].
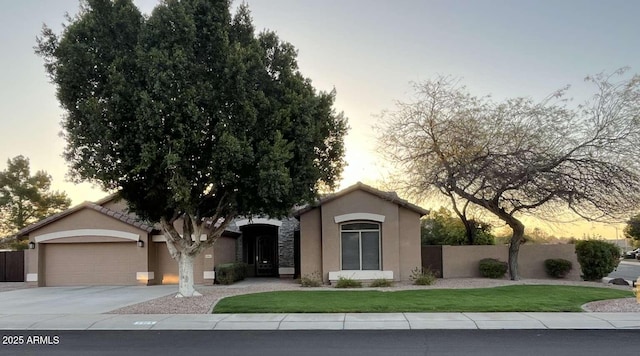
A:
[[609, 260, 640, 282], [0, 330, 637, 356]]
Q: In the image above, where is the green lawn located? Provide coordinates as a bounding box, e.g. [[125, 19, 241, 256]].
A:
[[212, 285, 633, 313]]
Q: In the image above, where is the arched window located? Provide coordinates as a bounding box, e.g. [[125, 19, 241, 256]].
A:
[[341, 222, 380, 270]]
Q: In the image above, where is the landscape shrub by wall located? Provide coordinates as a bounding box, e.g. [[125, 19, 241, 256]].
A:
[[479, 258, 508, 279], [215, 262, 249, 285], [544, 258, 572, 278], [574, 240, 619, 281]]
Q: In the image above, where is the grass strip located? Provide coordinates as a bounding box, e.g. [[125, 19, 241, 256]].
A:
[[213, 285, 632, 313]]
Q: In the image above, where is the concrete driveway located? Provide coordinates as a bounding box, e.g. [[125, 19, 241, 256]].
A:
[[0, 285, 177, 314]]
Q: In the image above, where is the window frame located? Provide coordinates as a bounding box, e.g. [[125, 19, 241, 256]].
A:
[[339, 221, 381, 271]]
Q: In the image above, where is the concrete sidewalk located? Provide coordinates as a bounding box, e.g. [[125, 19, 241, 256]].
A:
[[1, 312, 639, 330]]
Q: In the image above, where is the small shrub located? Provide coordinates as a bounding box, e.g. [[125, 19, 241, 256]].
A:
[[335, 277, 362, 288], [479, 258, 508, 279], [300, 272, 322, 287], [575, 240, 620, 281], [544, 258, 573, 278], [410, 267, 436, 286], [215, 262, 249, 285], [369, 278, 393, 287], [10, 240, 29, 251]]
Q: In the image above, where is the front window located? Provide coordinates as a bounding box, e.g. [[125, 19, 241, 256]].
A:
[[341, 222, 380, 270]]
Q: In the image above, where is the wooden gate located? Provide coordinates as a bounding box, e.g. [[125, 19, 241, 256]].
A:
[[0, 251, 25, 282], [421, 246, 443, 278]]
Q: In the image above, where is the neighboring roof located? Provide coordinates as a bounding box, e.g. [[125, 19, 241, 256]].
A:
[[15, 201, 155, 237], [293, 182, 429, 217]]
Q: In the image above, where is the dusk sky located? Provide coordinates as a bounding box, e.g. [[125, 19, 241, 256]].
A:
[[1, 0, 638, 239]]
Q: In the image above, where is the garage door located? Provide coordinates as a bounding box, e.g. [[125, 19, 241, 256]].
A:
[[44, 242, 139, 286]]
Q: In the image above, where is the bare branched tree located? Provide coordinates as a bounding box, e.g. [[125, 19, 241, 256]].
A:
[[378, 70, 640, 279]]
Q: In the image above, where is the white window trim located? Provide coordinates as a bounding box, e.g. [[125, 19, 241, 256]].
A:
[[235, 218, 282, 227], [340, 222, 381, 271], [334, 213, 385, 223], [35, 229, 139, 243], [329, 270, 393, 281]]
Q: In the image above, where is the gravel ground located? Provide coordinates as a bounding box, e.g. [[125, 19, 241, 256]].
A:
[[106, 278, 640, 314]]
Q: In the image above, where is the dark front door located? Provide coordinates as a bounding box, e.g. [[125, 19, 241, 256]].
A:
[[256, 235, 277, 276], [241, 224, 279, 277]]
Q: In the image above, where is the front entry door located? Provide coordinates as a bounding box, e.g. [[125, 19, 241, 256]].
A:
[[256, 235, 276, 276]]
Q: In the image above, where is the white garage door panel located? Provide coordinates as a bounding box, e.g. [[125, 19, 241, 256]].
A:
[[44, 242, 140, 286]]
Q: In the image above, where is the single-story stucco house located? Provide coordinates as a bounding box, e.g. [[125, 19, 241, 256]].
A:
[[16, 182, 428, 287]]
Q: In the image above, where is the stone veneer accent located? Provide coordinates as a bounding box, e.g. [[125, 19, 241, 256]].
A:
[[228, 216, 299, 272], [277, 217, 298, 269]]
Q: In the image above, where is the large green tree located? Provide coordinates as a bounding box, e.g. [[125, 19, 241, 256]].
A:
[[379, 71, 640, 280], [0, 155, 71, 236], [624, 214, 640, 242], [421, 207, 494, 246], [36, 0, 347, 296]]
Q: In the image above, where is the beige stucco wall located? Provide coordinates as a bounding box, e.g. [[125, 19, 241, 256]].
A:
[[300, 189, 423, 282], [154, 243, 213, 285], [33, 209, 147, 238], [300, 208, 322, 278], [42, 242, 144, 286], [25, 208, 150, 286], [213, 236, 238, 266], [321, 190, 400, 281], [441, 244, 580, 280], [155, 218, 237, 285], [398, 208, 422, 280]]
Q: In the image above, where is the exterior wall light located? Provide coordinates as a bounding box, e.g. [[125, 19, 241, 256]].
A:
[[28, 241, 36, 249], [137, 240, 144, 248]]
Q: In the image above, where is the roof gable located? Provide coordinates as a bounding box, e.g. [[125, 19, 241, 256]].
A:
[[15, 201, 155, 237], [294, 182, 429, 217]]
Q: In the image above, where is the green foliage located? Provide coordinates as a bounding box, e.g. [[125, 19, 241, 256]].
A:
[[334, 277, 362, 288], [544, 258, 573, 278], [625, 214, 640, 241], [479, 258, 508, 279], [409, 267, 436, 285], [300, 272, 322, 287], [212, 286, 633, 313], [36, 0, 347, 295], [9, 240, 29, 251], [421, 207, 494, 245], [215, 262, 248, 285], [575, 240, 620, 281], [36, 0, 347, 233], [0, 156, 71, 236], [369, 278, 393, 287]]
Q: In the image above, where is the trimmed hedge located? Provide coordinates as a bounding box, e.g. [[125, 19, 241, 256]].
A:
[[215, 262, 249, 285], [544, 258, 573, 278], [479, 258, 508, 279], [575, 240, 620, 281]]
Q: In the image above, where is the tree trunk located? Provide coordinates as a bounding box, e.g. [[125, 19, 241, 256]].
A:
[[176, 253, 202, 297], [507, 220, 525, 280], [462, 219, 475, 245], [160, 217, 206, 298]]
